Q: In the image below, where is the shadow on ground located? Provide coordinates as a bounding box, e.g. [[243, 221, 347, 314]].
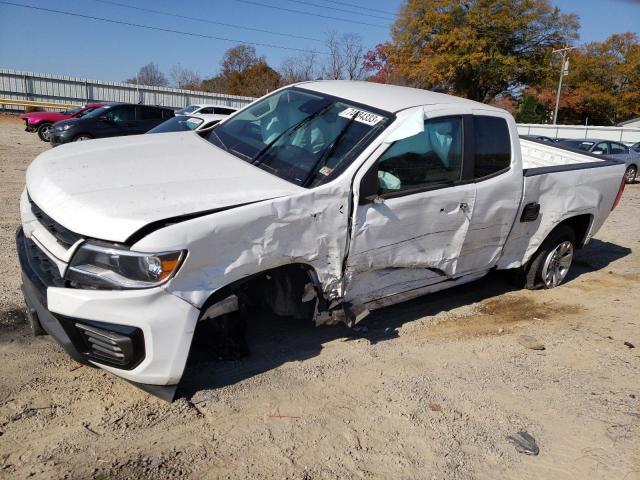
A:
[[179, 239, 631, 398], [569, 239, 632, 278]]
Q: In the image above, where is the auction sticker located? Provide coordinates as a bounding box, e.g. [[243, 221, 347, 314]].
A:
[[338, 107, 384, 126]]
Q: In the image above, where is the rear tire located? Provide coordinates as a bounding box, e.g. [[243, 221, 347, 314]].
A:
[[73, 134, 93, 142], [625, 165, 637, 184], [522, 225, 576, 290], [37, 123, 53, 142]]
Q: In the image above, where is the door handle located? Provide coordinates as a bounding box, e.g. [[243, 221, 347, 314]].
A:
[[459, 202, 470, 212]]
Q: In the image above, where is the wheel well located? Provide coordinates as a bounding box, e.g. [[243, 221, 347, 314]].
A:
[[198, 263, 323, 321], [558, 214, 592, 248]]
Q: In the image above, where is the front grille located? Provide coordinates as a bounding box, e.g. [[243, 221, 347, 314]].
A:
[[70, 320, 145, 369], [23, 235, 64, 289], [29, 198, 81, 248]]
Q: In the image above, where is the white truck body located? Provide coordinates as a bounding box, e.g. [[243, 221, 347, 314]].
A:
[[17, 81, 626, 399]]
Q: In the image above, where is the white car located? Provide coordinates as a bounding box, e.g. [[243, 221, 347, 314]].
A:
[[175, 103, 237, 121], [147, 114, 224, 134], [17, 81, 627, 400]]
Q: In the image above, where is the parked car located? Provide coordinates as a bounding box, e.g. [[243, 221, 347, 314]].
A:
[[17, 81, 627, 400], [631, 142, 640, 153], [50, 103, 174, 146], [556, 139, 639, 183], [20, 103, 104, 142], [147, 114, 221, 134], [175, 103, 237, 120], [520, 135, 556, 143]]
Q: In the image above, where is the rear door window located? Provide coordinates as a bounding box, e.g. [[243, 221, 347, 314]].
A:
[[609, 142, 628, 155], [473, 116, 511, 178], [137, 106, 163, 120]]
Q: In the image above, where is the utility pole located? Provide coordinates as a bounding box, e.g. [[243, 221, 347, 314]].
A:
[[552, 46, 577, 125]]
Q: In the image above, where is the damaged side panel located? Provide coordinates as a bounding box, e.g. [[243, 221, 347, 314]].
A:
[[131, 179, 353, 310], [497, 165, 623, 269]]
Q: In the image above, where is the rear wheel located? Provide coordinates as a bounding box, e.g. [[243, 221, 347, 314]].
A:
[[37, 123, 53, 142], [523, 225, 576, 289], [73, 134, 93, 142], [625, 165, 637, 184]]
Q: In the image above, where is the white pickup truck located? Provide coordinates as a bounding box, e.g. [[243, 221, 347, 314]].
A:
[[17, 81, 627, 400]]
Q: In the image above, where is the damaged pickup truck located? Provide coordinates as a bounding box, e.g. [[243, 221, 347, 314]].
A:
[[17, 81, 627, 400]]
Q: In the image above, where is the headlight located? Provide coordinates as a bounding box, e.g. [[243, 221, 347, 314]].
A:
[[66, 242, 185, 290], [62, 124, 75, 130]]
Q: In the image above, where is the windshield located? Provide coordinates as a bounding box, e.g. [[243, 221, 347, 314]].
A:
[[207, 87, 391, 187], [147, 115, 204, 134], [176, 105, 198, 114], [62, 107, 82, 116], [73, 107, 97, 119]]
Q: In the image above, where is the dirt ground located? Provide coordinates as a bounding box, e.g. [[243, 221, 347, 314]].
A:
[[0, 114, 638, 480]]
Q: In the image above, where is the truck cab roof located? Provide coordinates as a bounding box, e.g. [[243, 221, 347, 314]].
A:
[[297, 80, 501, 114]]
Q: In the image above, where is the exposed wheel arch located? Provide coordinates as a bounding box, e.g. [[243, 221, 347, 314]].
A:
[[559, 213, 593, 248], [186, 263, 326, 365], [197, 263, 325, 321]]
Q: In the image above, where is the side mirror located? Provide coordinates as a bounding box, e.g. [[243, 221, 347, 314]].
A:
[[592, 149, 604, 155], [359, 164, 381, 205]]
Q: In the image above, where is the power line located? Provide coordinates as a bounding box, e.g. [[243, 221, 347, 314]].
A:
[[322, 0, 399, 16], [236, 0, 389, 28], [0, 1, 326, 54], [93, 0, 323, 43], [283, 0, 395, 21]]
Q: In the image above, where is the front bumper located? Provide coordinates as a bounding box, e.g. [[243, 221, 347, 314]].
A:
[[50, 129, 74, 146], [16, 227, 200, 400], [24, 119, 37, 133]]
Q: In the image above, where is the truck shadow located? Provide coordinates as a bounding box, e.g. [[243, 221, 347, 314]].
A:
[[179, 238, 631, 399], [569, 239, 632, 279]]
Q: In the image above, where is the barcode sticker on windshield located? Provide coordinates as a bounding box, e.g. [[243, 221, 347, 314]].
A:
[[338, 107, 384, 126]]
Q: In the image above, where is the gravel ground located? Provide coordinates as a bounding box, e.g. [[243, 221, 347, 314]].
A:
[[0, 115, 638, 480]]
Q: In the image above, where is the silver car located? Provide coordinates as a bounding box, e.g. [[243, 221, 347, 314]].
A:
[[556, 139, 639, 183]]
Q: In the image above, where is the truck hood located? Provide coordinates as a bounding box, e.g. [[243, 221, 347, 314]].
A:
[[26, 132, 303, 243]]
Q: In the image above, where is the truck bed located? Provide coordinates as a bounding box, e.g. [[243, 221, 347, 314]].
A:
[[497, 139, 626, 270], [520, 139, 622, 175]]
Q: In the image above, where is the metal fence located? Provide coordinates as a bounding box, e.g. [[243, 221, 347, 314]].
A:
[[517, 123, 640, 145], [0, 68, 255, 110]]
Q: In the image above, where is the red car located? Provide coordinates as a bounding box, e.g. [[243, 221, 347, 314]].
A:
[[20, 103, 105, 142]]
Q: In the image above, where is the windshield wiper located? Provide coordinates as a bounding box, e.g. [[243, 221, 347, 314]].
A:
[[252, 103, 334, 166]]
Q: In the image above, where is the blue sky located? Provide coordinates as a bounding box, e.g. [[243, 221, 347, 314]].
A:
[[0, 0, 638, 83]]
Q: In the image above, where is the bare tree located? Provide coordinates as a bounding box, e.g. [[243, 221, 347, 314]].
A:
[[169, 64, 202, 90], [323, 31, 346, 80], [321, 32, 366, 80], [342, 33, 365, 80], [280, 50, 319, 85], [126, 62, 168, 87]]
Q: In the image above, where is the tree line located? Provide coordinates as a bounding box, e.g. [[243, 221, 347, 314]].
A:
[[127, 0, 639, 125], [126, 31, 367, 98]]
